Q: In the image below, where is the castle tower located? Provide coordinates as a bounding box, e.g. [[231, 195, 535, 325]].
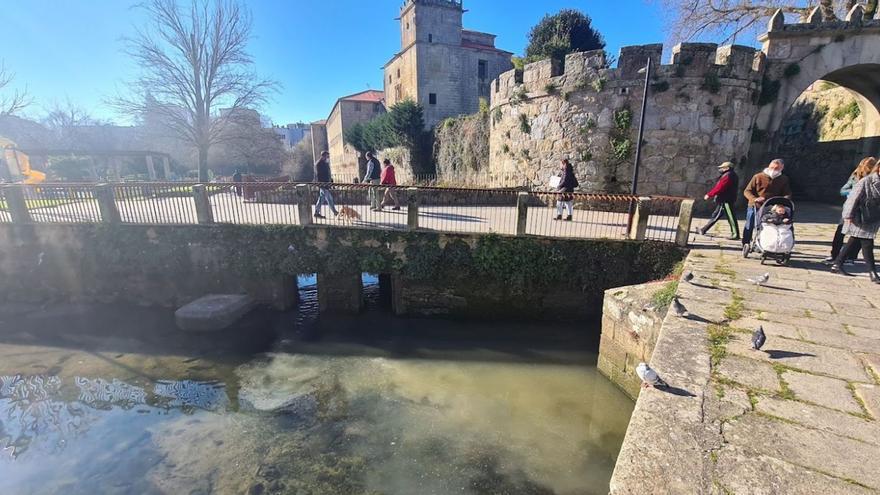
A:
[[384, 0, 512, 128], [399, 0, 463, 47]]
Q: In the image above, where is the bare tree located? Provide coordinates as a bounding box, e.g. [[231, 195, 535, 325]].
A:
[[0, 62, 31, 117], [114, 0, 276, 181], [42, 100, 103, 149], [652, 0, 863, 44]]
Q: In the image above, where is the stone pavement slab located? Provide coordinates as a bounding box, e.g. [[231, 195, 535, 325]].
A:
[[717, 354, 780, 392], [722, 414, 880, 490], [714, 446, 876, 495], [727, 334, 871, 382], [797, 326, 880, 354], [756, 396, 880, 446], [782, 370, 864, 414], [854, 383, 880, 419]]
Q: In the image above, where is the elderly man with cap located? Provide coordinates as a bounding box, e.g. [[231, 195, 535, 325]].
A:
[[696, 161, 740, 240]]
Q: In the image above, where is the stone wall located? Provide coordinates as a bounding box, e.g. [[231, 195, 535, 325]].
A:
[[487, 46, 764, 198], [597, 281, 668, 399], [433, 111, 490, 179], [0, 224, 684, 321], [768, 136, 880, 202]]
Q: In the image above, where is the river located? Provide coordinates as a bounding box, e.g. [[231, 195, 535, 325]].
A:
[[0, 276, 633, 494]]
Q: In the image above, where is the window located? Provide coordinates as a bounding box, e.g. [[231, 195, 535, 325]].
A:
[[406, 22, 410, 30], [429, 93, 437, 105], [395, 84, 402, 101], [374, 103, 382, 113], [397, 69, 401, 78], [478, 60, 488, 80], [428, 34, 433, 43], [355, 102, 362, 112], [478, 83, 489, 97], [389, 75, 392, 83]]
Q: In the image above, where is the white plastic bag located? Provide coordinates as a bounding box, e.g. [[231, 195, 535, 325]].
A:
[[548, 175, 561, 189]]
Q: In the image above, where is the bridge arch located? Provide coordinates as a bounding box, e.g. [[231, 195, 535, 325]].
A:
[[751, 8, 880, 199]]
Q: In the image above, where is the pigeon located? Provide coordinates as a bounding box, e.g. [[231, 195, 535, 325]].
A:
[[747, 272, 770, 286], [636, 362, 668, 389], [751, 326, 766, 351], [672, 296, 689, 317], [287, 244, 296, 253], [682, 271, 694, 283]]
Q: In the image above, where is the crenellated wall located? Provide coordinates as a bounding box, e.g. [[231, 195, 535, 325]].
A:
[[487, 44, 764, 199]]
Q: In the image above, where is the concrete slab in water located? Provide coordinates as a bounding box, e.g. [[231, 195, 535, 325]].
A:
[[175, 294, 255, 332]]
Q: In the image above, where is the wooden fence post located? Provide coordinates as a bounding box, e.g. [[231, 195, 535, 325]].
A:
[[515, 191, 529, 236], [628, 197, 651, 240], [2, 185, 31, 224], [675, 199, 695, 246], [192, 184, 214, 224], [296, 184, 312, 226], [407, 187, 419, 230], [95, 183, 121, 224]]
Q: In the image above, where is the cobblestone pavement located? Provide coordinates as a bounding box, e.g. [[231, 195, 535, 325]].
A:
[[612, 202, 880, 494]]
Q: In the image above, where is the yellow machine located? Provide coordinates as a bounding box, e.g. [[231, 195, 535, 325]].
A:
[[0, 137, 46, 184]]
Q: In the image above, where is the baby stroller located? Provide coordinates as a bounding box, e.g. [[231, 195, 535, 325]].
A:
[[743, 197, 795, 265]]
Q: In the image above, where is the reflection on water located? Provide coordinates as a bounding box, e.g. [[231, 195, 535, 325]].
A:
[[0, 276, 634, 494]]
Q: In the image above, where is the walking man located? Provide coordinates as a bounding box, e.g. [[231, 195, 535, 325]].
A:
[[379, 158, 400, 210], [314, 151, 338, 219], [742, 158, 792, 254], [697, 161, 739, 240], [364, 151, 382, 211]]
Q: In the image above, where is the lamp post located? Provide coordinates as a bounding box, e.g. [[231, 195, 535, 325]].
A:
[[627, 57, 653, 233]]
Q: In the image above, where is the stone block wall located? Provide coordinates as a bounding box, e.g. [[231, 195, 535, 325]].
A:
[[487, 46, 764, 199], [597, 281, 667, 399]]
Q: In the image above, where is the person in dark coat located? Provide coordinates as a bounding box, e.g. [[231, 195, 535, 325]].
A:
[[554, 159, 579, 221], [313, 151, 338, 219], [697, 161, 740, 240]]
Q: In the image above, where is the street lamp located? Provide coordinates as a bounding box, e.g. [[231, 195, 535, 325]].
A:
[[627, 57, 653, 232]]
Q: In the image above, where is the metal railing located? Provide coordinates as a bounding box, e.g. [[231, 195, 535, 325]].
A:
[[0, 182, 694, 245]]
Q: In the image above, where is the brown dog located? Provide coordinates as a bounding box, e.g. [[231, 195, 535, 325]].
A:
[[337, 205, 361, 224]]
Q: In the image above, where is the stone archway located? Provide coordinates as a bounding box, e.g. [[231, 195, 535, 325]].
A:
[[750, 7, 880, 200]]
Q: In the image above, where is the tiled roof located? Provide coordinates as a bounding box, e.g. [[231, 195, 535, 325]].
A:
[[340, 90, 385, 103]]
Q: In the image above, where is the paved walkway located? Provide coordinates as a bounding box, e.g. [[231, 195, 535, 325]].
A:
[[612, 202, 880, 494]]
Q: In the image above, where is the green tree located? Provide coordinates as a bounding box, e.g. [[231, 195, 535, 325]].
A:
[[524, 9, 605, 63]]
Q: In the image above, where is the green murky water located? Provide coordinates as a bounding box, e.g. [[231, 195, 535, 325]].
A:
[[0, 277, 633, 494]]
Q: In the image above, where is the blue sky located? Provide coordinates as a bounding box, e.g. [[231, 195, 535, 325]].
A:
[[1, 0, 669, 125]]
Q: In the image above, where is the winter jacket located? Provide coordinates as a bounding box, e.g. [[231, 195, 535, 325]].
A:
[[364, 157, 381, 181], [557, 167, 580, 193], [842, 173, 880, 239], [840, 174, 857, 197], [314, 159, 332, 183], [743, 171, 792, 207], [707, 170, 738, 204], [380, 164, 397, 185]]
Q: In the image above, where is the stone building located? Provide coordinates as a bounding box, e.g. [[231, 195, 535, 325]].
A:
[[383, 0, 513, 128], [324, 90, 385, 179]]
